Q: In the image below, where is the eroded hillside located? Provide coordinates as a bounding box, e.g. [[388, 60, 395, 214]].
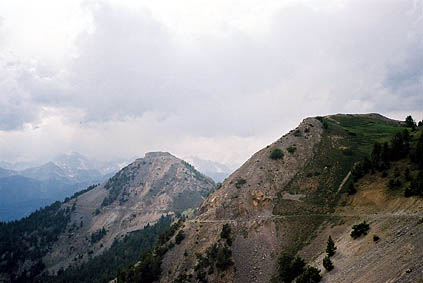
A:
[[44, 152, 215, 273], [157, 114, 423, 283]]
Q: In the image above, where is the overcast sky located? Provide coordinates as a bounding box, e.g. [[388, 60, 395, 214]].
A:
[[0, 0, 422, 169]]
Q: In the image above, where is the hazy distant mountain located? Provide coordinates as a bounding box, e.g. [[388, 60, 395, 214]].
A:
[[183, 156, 232, 182], [0, 152, 127, 221], [21, 162, 74, 182], [54, 152, 129, 175], [0, 160, 42, 171], [0, 161, 13, 170], [0, 172, 105, 222], [54, 152, 95, 171], [0, 167, 17, 179]]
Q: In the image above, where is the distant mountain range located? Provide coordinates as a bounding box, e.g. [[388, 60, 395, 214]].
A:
[[0, 152, 129, 221], [0, 152, 230, 221], [183, 156, 232, 182]]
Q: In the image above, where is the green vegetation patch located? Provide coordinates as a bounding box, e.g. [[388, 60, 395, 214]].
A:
[[102, 170, 132, 206], [296, 266, 321, 283], [235, 178, 247, 189], [270, 148, 284, 160], [330, 115, 404, 156], [287, 146, 297, 153], [192, 224, 234, 282], [277, 252, 321, 283], [0, 201, 72, 282], [350, 221, 370, 239], [323, 256, 334, 271], [350, 123, 423, 198], [271, 115, 410, 281], [40, 215, 173, 283], [90, 227, 107, 244]]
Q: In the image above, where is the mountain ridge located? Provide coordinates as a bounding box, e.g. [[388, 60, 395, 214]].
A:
[[156, 113, 423, 283]]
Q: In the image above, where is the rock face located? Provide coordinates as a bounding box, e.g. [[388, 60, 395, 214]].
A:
[[43, 152, 215, 273], [197, 117, 323, 221], [159, 114, 423, 283], [160, 117, 324, 283]]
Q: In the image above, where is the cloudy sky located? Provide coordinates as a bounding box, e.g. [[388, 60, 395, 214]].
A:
[[0, 0, 422, 169]]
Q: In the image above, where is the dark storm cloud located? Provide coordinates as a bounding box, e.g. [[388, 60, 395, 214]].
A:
[[68, 1, 423, 128]]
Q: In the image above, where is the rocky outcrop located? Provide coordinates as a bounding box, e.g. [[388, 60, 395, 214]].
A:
[[160, 117, 324, 283]]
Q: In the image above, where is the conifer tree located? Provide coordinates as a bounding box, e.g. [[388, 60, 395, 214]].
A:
[[323, 256, 334, 271], [405, 115, 416, 130], [326, 236, 336, 257]]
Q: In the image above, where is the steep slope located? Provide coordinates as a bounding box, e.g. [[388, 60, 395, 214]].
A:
[[43, 152, 215, 274], [304, 172, 423, 283], [159, 114, 422, 283], [159, 116, 324, 283]]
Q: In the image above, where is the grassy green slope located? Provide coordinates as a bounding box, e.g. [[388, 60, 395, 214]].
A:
[[272, 114, 407, 255], [330, 114, 403, 155]]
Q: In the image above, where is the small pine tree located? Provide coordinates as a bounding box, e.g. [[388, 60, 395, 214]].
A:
[[216, 245, 233, 270], [326, 236, 336, 257], [323, 256, 334, 271], [278, 252, 305, 283], [220, 224, 232, 246], [350, 221, 370, 239], [270, 148, 284, 160], [175, 230, 185, 245], [405, 115, 416, 130]]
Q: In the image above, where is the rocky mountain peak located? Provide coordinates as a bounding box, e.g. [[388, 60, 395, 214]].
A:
[[143, 151, 174, 159], [43, 152, 215, 273]]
